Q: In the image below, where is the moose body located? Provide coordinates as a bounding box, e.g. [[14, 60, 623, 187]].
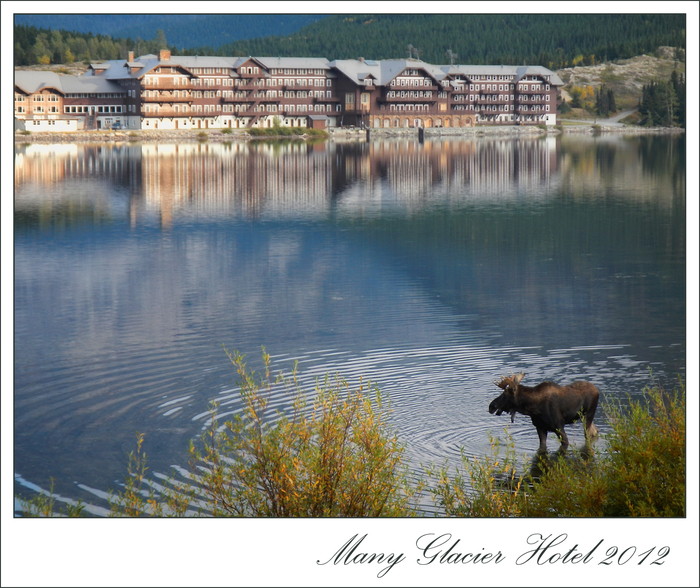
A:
[[488, 373, 599, 451]]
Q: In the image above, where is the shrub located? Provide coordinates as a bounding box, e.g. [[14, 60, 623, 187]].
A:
[[428, 435, 526, 517], [599, 379, 685, 516], [185, 348, 420, 516], [246, 126, 327, 138], [16, 479, 85, 517], [197, 131, 208, 141], [221, 128, 233, 134], [432, 380, 685, 517]]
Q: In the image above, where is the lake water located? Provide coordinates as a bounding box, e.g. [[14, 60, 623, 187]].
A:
[[14, 133, 686, 515]]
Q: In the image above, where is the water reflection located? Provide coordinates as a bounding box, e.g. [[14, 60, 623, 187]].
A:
[[15, 135, 680, 231], [14, 135, 685, 514]]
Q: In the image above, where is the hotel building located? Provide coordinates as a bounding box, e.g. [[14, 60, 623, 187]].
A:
[[15, 50, 563, 132]]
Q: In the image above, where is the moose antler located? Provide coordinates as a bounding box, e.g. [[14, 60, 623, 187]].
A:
[[493, 375, 513, 389], [493, 372, 526, 390]]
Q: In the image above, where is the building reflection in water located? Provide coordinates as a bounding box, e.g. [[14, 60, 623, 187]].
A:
[[14, 134, 683, 230]]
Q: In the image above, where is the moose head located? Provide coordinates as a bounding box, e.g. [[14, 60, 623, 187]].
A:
[[488, 372, 525, 423]]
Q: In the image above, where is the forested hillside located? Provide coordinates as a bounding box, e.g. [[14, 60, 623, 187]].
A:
[[14, 24, 165, 65], [15, 13, 685, 69], [13, 14, 324, 50], [195, 14, 686, 68]]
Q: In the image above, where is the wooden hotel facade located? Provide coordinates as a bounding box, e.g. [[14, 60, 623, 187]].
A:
[[15, 50, 563, 132]]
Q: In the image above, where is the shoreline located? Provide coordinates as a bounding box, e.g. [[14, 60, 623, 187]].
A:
[[14, 124, 684, 144]]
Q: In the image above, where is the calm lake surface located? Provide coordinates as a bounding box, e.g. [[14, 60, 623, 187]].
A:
[[14, 133, 686, 514]]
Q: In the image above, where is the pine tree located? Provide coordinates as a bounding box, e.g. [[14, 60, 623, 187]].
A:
[[607, 88, 616, 114]]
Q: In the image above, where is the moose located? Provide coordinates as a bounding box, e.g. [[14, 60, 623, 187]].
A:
[[488, 373, 600, 452]]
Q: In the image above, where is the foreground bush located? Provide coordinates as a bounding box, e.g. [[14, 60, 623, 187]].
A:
[[183, 348, 419, 516], [427, 437, 526, 517], [106, 348, 420, 517], [430, 380, 685, 517]]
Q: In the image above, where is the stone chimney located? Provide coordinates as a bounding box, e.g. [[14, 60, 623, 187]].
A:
[[159, 49, 171, 61], [127, 51, 134, 63]]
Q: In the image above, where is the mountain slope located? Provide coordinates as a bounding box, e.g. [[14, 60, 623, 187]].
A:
[[204, 13, 686, 67], [13, 14, 326, 49]]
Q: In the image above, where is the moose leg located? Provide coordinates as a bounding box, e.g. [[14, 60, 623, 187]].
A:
[[584, 395, 599, 438], [536, 427, 548, 452], [585, 421, 599, 438], [555, 428, 569, 449]]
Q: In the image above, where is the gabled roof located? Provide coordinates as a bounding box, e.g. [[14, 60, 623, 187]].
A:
[[15, 70, 126, 95], [73, 54, 565, 89], [329, 59, 446, 87], [254, 56, 330, 70], [447, 64, 563, 86], [14, 71, 64, 94]]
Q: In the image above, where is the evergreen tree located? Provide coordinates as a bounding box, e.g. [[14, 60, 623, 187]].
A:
[[607, 88, 616, 114], [570, 87, 583, 109]]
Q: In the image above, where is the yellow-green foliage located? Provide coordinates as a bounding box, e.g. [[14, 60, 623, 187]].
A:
[[17, 479, 85, 518], [428, 438, 526, 517], [433, 380, 685, 518], [601, 380, 685, 516], [185, 348, 419, 516]]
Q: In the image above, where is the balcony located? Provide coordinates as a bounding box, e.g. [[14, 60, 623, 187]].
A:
[[142, 110, 190, 117], [142, 94, 193, 102], [516, 87, 548, 94], [471, 97, 511, 105], [141, 82, 191, 91], [237, 72, 265, 79], [516, 97, 548, 104], [514, 107, 547, 115], [233, 82, 266, 90], [380, 93, 437, 103], [388, 84, 438, 92], [313, 95, 340, 103]]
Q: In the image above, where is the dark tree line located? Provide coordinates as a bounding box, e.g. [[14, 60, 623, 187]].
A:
[[182, 14, 686, 69], [13, 24, 171, 66], [15, 14, 686, 72], [639, 71, 686, 127]]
